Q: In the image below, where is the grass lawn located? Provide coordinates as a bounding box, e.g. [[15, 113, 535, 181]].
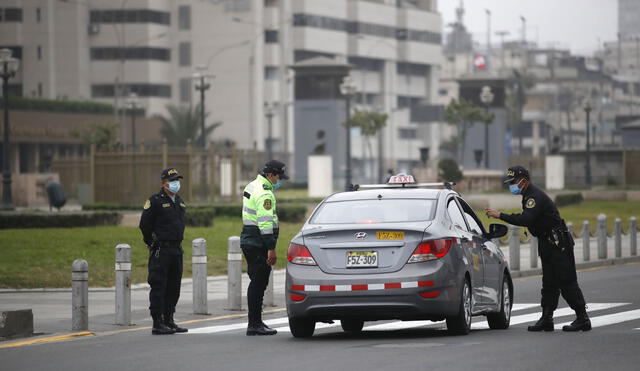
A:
[[1, 200, 638, 288]]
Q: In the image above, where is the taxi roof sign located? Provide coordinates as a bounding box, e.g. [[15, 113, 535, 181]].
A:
[[352, 174, 456, 191], [388, 174, 415, 184]]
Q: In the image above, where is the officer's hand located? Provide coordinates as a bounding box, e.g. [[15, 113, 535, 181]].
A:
[[267, 249, 277, 266], [485, 208, 501, 219]]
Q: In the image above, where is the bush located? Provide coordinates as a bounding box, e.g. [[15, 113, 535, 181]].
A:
[[9, 96, 144, 116], [277, 204, 308, 223], [83, 203, 138, 211], [555, 193, 583, 208], [0, 212, 122, 229], [184, 208, 215, 227], [438, 158, 463, 183]]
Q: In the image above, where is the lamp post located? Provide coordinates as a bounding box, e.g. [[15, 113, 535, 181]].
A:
[[479, 85, 494, 168], [1, 48, 20, 210], [584, 101, 592, 187], [264, 102, 277, 160], [193, 66, 213, 149], [340, 75, 357, 191], [126, 92, 139, 151]]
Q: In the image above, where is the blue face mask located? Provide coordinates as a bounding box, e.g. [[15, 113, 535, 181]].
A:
[[509, 183, 521, 195], [272, 179, 282, 190], [168, 180, 181, 194]]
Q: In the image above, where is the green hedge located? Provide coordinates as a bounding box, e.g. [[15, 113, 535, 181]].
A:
[[83, 203, 138, 211], [0, 212, 122, 229], [555, 193, 584, 208], [184, 208, 215, 227], [9, 96, 144, 116]]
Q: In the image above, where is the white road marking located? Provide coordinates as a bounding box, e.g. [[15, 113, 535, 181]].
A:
[[364, 320, 443, 331], [511, 304, 540, 311], [555, 309, 640, 330], [472, 303, 629, 330], [275, 321, 342, 333], [189, 317, 289, 334]]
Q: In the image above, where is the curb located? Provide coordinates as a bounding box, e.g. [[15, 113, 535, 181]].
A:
[[510, 255, 640, 278]]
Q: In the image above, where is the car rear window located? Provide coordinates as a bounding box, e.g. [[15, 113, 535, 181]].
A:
[[309, 199, 436, 224]]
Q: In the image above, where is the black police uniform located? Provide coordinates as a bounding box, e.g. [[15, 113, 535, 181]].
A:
[[499, 166, 590, 332], [139, 168, 188, 334]]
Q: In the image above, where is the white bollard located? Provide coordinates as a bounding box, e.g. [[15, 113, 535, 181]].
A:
[[529, 236, 538, 269], [227, 236, 242, 311], [582, 220, 590, 262], [597, 214, 607, 260], [631, 217, 637, 256], [192, 238, 208, 315], [508, 225, 520, 271], [115, 244, 131, 325], [264, 269, 275, 307], [614, 218, 622, 258], [72, 259, 89, 331]]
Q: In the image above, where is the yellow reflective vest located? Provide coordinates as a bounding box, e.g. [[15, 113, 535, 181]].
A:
[[240, 174, 279, 249]]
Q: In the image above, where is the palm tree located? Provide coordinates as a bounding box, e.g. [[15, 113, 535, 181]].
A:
[[157, 104, 221, 147], [444, 98, 493, 165], [344, 109, 388, 182]]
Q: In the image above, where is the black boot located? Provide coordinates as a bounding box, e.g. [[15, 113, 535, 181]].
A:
[[247, 322, 277, 336], [562, 308, 591, 332], [152, 314, 175, 335], [527, 308, 555, 332], [164, 312, 188, 333]]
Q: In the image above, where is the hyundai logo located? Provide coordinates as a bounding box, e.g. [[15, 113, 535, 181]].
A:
[[354, 232, 367, 240]]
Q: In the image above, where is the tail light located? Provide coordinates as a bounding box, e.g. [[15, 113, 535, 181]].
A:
[[407, 238, 454, 264], [287, 243, 317, 265]]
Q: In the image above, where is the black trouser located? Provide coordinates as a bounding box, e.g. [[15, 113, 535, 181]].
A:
[[148, 242, 183, 316], [538, 239, 586, 311], [241, 245, 272, 326]]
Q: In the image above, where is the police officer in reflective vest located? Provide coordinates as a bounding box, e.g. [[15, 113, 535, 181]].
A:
[[139, 168, 189, 335], [485, 166, 591, 332], [241, 160, 288, 336]]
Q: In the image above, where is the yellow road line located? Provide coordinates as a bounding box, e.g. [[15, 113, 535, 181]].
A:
[[0, 331, 94, 349]]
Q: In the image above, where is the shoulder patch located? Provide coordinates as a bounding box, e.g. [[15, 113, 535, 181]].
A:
[[525, 198, 536, 209], [143, 200, 151, 210], [263, 199, 272, 210]]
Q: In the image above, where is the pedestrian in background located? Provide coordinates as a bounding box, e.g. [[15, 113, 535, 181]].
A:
[[140, 168, 189, 335]]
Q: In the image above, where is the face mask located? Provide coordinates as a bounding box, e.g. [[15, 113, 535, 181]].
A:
[[509, 180, 522, 195], [168, 180, 181, 194], [272, 179, 282, 190]]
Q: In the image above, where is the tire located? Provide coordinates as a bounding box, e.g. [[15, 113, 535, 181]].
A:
[[446, 279, 472, 335], [289, 317, 315, 338], [487, 275, 512, 330], [340, 319, 364, 333]]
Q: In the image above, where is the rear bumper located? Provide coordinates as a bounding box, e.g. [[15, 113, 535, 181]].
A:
[[286, 261, 463, 321]]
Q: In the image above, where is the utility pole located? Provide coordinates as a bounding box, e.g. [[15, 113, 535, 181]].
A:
[[485, 9, 491, 72], [496, 30, 510, 71]]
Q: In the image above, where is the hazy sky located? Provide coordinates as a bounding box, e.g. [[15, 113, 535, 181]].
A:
[[438, 0, 618, 55]]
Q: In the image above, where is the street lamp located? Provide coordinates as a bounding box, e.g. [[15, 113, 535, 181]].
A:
[[193, 66, 213, 148], [584, 101, 592, 187], [1, 48, 20, 210], [479, 85, 494, 168], [126, 92, 139, 151], [340, 75, 358, 191], [264, 102, 277, 160]]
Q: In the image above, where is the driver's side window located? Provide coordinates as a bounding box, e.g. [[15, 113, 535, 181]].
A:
[[457, 197, 485, 236], [447, 198, 469, 231]]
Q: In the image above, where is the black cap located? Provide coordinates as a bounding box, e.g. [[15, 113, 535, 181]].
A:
[[262, 160, 289, 180], [503, 165, 529, 183], [161, 168, 183, 181]]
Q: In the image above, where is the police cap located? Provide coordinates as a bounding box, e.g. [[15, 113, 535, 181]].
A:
[[161, 168, 183, 181], [503, 165, 529, 183], [262, 160, 289, 180]]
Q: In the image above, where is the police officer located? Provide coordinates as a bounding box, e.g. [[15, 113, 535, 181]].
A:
[[241, 160, 288, 336], [139, 168, 189, 335], [485, 166, 591, 332]]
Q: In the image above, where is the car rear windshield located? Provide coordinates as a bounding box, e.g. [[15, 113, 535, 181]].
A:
[[309, 199, 436, 224]]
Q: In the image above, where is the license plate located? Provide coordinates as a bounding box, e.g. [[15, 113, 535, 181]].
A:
[[346, 251, 378, 268], [376, 231, 404, 240]]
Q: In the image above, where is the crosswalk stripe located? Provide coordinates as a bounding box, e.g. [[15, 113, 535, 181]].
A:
[[472, 303, 629, 330], [189, 317, 289, 334], [555, 309, 640, 330], [275, 321, 341, 333], [511, 304, 540, 311]]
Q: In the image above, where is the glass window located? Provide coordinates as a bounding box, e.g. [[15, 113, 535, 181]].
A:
[[398, 128, 417, 139], [36, 8, 41, 23], [264, 66, 278, 80], [4, 8, 23, 22], [179, 42, 191, 66], [457, 198, 486, 235], [264, 29, 278, 43], [447, 198, 468, 231], [178, 5, 190, 30], [179, 78, 191, 103], [310, 199, 436, 224]]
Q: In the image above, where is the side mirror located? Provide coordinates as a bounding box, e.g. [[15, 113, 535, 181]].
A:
[[486, 223, 508, 239]]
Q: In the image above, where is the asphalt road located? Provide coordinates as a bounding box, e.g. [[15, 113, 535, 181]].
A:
[[2, 263, 640, 371]]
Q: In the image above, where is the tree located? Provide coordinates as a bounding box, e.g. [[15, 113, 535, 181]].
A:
[[70, 122, 120, 151], [444, 98, 493, 165], [157, 104, 222, 147], [438, 158, 463, 183], [343, 109, 388, 181]]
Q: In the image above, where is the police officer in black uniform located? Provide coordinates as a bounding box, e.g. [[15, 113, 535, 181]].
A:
[[139, 168, 189, 335], [485, 166, 591, 332]]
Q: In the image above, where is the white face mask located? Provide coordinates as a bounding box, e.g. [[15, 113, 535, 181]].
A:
[[168, 180, 181, 193]]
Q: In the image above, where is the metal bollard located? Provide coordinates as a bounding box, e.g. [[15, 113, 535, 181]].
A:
[[597, 214, 607, 260], [582, 220, 590, 262], [508, 225, 520, 271], [614, 218, 622, 258], [192, 238, 208, 315], [115, 244, 131, 325], [72, 259, 89, 331], [264, 269, 275, 307], [631, 217, 637, 256], [529, 236, 538, 269], [227, 236, 242, 311]]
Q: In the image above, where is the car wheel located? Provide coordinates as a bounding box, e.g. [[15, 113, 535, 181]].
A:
[[487, 275, 512, 330], [340, 319, 364, 333], [289, 317, 315, 338], [446, 279, 472, 335]]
